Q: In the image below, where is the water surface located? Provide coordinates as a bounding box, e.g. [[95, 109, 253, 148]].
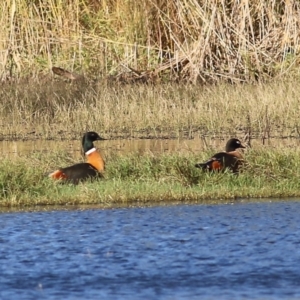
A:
[[1, 200, 300, 299]]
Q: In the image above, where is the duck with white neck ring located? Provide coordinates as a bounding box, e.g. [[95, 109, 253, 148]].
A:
[[49, 131, 105, 184]]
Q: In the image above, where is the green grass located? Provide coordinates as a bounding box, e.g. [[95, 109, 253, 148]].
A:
[[1, 147, 300, 208]]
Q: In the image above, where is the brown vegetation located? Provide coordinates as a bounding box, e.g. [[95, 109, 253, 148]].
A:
[[0, 77, 299, 142], [0, 0, 300, 83]]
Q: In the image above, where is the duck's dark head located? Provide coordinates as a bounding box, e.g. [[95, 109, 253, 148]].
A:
[[82, 131, 105, 152], [225, 138, 245, 152]]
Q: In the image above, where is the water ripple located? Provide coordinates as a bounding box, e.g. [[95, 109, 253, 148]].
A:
[[1, 200, 300, 299]]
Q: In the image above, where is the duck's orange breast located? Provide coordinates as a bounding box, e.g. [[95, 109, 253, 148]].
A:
[[86, 148, 105, 172], [227, 150, 243, 159]]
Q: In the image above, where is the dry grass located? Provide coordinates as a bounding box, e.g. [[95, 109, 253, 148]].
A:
[[0, 78, 299, 142], [0, 0, 300, 82]]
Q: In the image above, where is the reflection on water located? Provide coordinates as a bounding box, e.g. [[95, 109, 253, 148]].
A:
[[1, 137, 300, 159], [1, 200, 300, 299]]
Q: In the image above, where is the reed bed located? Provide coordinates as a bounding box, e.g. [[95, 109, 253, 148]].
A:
[[0, 145, 300, 207], [0, 0, 299, 82]]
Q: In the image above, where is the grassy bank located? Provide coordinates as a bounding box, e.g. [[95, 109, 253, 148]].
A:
[[1, 74, 300, 207], [1, 146, 300, 207]]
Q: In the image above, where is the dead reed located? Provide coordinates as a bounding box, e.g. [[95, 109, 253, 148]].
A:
[[0, 0, 299, 82]]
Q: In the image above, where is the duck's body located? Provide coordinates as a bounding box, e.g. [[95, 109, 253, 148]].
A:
[[49, 131, 105, 184], [195, 138, 245, 174]]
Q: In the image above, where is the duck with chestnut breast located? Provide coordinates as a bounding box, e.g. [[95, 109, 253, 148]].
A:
[[195, 138, 246, 174], [49, 131, 105, 184]]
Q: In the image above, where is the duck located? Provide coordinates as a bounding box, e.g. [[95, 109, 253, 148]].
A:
[[49, 131, 105, 184], [195, 138, 246, 174]]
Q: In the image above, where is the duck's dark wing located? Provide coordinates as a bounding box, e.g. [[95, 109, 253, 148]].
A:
[[195, 156, 223, 171], [49, 163, 102, 184], [195, 151, 244, 173]]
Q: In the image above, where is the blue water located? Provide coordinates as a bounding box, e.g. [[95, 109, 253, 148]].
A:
[[1, 200, 300, 299]]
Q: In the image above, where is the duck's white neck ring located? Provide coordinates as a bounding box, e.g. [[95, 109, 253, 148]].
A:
[[85, 148, 96, 155]]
